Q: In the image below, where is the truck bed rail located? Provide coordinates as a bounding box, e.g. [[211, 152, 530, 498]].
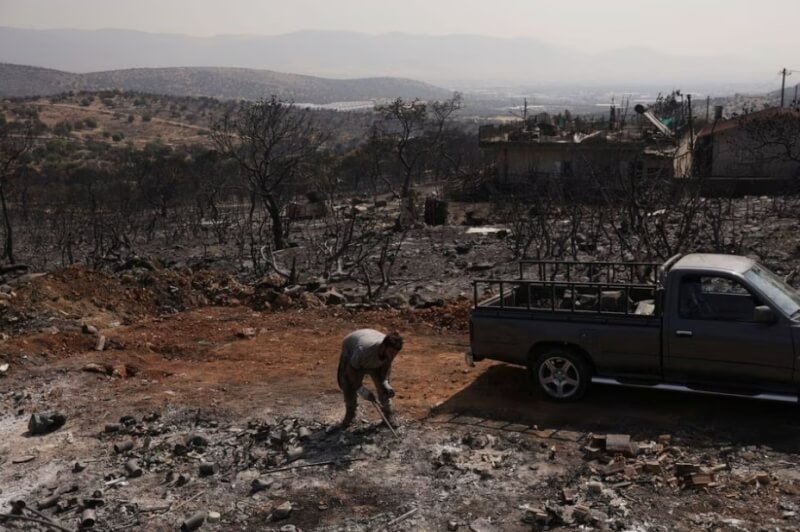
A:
[[473, 278, 661, 317], [518, 259, 663, 285]]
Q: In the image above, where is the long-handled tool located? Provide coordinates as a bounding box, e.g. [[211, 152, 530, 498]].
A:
[[358, 387, 399, 438]]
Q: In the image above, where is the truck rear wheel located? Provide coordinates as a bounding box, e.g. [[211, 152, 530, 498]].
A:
[[531, 349, 590, 401]]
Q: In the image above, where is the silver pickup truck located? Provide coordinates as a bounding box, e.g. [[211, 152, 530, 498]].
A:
[[467, 254, 800, 403]]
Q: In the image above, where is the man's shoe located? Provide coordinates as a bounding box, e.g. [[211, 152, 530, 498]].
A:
[[339, 410, 355, 429]]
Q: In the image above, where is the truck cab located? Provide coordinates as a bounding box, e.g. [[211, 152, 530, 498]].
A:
[[662, 254, 800, 395]]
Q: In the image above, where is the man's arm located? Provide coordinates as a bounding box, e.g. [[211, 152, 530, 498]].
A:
[[378, 362, 394, 398]]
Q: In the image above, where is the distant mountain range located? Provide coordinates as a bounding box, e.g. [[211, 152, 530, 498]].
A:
[[0, 27, 769, 87], [0, 63, 452, 103]]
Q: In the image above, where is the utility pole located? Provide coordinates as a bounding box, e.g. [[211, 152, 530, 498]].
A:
[[706, 96, 710, 122], [687, 94, 694, 153], [780, 68, 790, 107]]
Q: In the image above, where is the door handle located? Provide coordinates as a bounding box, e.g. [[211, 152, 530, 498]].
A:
[[675, 330, 693, 337]]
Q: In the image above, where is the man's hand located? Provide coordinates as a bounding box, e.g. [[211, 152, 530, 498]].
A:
[[357, 386, 376, 402], [381, 380, 395, 398]]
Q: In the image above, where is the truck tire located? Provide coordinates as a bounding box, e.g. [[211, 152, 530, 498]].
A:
[[531, 349, 590, 401]]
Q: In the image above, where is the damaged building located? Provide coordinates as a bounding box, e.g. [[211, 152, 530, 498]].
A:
[[694, 107, 800, 179], [479, 104, 684, 188]]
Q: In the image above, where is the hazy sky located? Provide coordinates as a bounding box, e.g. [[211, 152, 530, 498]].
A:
[[1, 0, 797, 61]]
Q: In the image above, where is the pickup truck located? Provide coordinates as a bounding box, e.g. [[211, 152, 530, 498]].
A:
[[467, 254, 800, 403]]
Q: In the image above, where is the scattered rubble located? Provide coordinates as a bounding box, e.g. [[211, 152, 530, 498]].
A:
[[27, 412, 66, 435]]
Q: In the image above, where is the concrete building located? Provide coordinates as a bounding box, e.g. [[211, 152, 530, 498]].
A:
[[695, 107, 800, 178], [479, 123, 678, 185]]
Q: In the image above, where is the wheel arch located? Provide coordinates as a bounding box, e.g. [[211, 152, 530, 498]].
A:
[[527, 342, 596, 376]]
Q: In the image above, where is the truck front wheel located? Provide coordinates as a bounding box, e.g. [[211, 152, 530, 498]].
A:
[[531, 349, 590, 401]]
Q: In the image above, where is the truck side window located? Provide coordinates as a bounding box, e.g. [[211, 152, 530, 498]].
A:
[[679, 275, 759, 321]]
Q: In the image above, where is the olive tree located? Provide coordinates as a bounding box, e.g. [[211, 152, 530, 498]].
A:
[[212, 97, 327, 250]]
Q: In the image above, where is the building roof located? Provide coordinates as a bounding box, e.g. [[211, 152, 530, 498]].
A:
[[697, 107, 800, 138], [671, 253, 755, 275]]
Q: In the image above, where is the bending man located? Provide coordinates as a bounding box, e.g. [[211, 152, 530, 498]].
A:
[[337, 329, 403, 428]]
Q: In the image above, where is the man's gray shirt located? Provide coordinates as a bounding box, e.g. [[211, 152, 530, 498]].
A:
[[341, 329, 387, 371]]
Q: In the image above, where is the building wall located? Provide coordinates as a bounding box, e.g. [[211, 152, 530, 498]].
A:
[[712, 129, 800, 178], [483, 143, 672, 183]]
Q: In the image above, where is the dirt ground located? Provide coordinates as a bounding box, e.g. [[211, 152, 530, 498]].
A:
[[1, 292, 800, 531]]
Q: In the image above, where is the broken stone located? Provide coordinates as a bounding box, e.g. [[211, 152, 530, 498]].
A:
[[105, 423, 121, 433], [272, 501, 293, 521], [643, 461, 663, 474], [187, 435, 209, 448], [207, 511, 221, 523], [82, 323, 98, 335], [37, 494, 60, 510], [605, 434, 633, 456], [383, 293, 409, 309], [689, 473, 714, 487], [237, 327, 257, 339], [95, 335, 106, 351], [602, 460, 625, 476], [28, 411, 67, 435], [573, 505, 593, 524], [83, 363, 108, 375], [198, 462, 219, 477], [319, 289, 347, 305], [298, 426, 311, 440], [181, 511, 207, 531], [0, 363, 8, 376], [467, 262, 494, 272], [114, 441, 135, 453], [522, 507, 550, 525], [447, 520, 460, 531], [125, 459, 143, 478], [251, 478, 273, 493], [676, 463, 701, 476], [587, 481, 603, 494], [286, 446, 304, 461], [562, 487, 577, 504]]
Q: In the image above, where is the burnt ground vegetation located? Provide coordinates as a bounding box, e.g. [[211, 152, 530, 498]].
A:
[[0, 90, 799, 531]]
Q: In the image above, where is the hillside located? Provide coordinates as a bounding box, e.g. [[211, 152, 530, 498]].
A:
[[0, 27, 767, 86], [0, 63, 451, 103]]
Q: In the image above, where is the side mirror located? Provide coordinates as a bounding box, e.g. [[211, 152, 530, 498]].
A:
[[754, 305, 776, 324]]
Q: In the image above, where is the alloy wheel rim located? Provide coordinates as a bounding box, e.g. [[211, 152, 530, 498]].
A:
[[538, 357, 580, 398]]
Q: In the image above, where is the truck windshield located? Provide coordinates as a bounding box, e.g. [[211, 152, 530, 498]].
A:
[[743, 264, 800, 319]]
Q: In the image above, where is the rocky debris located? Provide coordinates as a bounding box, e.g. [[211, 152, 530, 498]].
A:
[[318, 288, 347, 306], [181, 511, 207, 531], [95, 334, 107, 351], [467, 262, 494, 272], [82, 362, 139, 379], [113, 440, 135, 453], [251, 478, 273, 493], [198, 462, 219, 476], [382, 293, 409, 309], [271, 501, 293, 521], [27, 411, 66, 435], [237, 327, 257, 339]]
